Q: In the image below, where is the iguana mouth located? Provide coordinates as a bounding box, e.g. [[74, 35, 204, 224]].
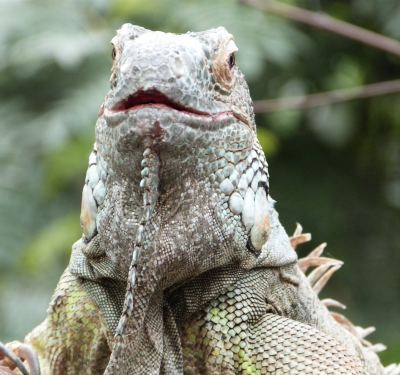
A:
[[111, 89, 212, 116], [110, 89, 252, 128]]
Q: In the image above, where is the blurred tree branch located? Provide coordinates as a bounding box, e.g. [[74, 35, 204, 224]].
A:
[[241, 0, 400, 57], [241, 0, 400, 112], [253, 79, 400, 113]]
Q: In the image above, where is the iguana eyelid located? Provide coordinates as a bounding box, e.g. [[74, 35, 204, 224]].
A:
[[226, 39, 238, 54]]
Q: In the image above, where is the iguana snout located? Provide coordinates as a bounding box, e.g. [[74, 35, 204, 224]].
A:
[[107, 24, 232, 115]]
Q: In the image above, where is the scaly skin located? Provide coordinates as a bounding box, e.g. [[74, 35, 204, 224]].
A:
[[173, 263, 381, 374], [25, 269, 110, 375], [2, 24, 395, 374]]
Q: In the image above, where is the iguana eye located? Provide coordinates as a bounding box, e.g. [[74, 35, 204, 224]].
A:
[[112, 47, 117, 60], [228, 53, 235, 70], [211, 38, 238, 89]]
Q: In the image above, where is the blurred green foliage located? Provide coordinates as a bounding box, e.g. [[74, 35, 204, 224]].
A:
[[0, 0, 399, 365]]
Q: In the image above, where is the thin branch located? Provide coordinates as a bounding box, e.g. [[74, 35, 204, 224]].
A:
[[241, 0, 400, 57], [253, 79, 400, 113]]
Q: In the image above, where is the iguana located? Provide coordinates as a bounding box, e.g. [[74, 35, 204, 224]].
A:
[[1, 24, 398, 375]]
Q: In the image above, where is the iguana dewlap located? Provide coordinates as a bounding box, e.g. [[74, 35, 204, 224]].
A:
[[1, 24, 397, 375]]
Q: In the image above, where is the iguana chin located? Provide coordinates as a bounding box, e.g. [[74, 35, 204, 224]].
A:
[[1, 24, 398, 375]]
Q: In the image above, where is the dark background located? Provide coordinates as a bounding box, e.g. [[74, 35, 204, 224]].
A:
[[0, 0, 399, 365]]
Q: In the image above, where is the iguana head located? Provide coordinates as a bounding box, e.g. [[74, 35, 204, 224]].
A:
[[79, 24, 296, 373], [105, 24, 254, 129]]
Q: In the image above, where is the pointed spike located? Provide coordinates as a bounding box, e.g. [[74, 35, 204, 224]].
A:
[[360, 338, 373, 347], [306, 242, 327, 259], [321, 298, 347, 310], [307, 265, 330, 286], [290, 233, 311, 249], [369, 343, 387, 353], [355, 326, 376, 339], [385, 364, 400, 375], [384, 364, 397, 374], [330, 312, 358, 337], [298, 257, 343, 273], [312, 264, 342, 295], [292, 222, 303, 237]]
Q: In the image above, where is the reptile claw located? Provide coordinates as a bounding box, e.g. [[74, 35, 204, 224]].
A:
[[0, 342, 39, 375], [0, 342, 29, 375]]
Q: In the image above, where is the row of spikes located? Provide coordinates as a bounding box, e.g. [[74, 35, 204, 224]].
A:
[[290, 223, 400, 375]]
